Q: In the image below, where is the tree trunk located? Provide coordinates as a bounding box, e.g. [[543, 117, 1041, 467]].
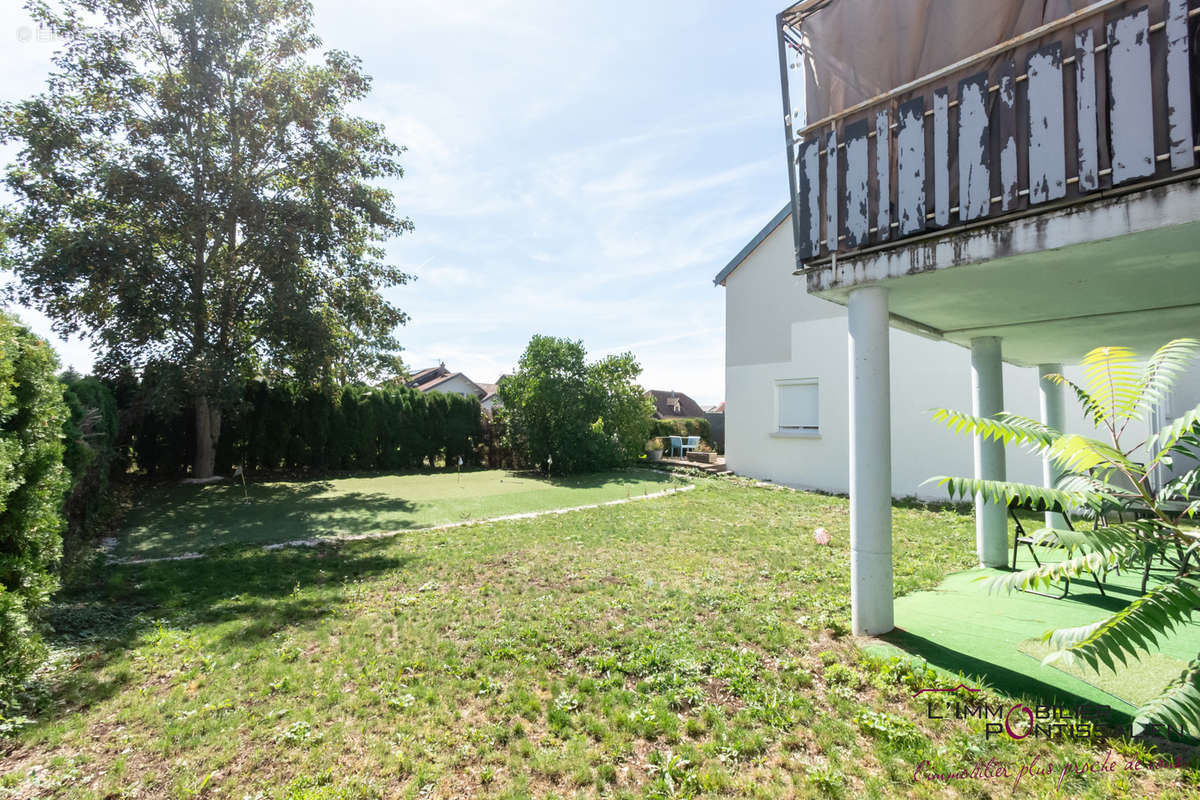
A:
[[193, 395, 222, 478]]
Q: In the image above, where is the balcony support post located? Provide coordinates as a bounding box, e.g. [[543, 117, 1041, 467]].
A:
[[1038, 364, 1067, 530], [848, 285, 894, 635], [971, 337, 1009, 568]]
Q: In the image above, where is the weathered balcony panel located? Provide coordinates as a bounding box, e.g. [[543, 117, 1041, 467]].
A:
[[1108, 8, 1157, 184], [1027, 43, 1067, 203], [1167, 0, 1196, 169], [874, 109, 891, 240], [897, 97, 926, 236], [1075, 28, 1101, 192], [843, 119, 870, 247], [957, 73, 991, 221], [779, 0, 1200, 268]]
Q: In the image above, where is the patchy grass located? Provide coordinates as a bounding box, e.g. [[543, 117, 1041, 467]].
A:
[[2, 477, 1197, 798], [111, 469, 680, 559]]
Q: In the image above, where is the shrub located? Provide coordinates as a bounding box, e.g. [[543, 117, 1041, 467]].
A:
[[650, 418, 713, 448], [932, 339, 1200, 737], [0, 315, 71, 703], [497, 336, 655, 474]]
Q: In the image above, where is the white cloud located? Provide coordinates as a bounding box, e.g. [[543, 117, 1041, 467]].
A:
[[0, 0, 796, 407]]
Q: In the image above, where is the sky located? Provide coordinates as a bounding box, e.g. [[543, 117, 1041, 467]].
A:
[[0, 1, 795, 406]]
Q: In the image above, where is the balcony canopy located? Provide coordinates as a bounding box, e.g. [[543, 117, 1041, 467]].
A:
[[782, 0, 1096, 127]]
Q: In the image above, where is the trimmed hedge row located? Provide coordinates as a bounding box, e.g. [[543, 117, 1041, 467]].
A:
[[125, 378, 483, 476]]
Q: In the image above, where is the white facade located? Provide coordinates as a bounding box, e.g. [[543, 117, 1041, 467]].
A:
[[718, 211, 1150, 500], [428, 373, 486, 400]]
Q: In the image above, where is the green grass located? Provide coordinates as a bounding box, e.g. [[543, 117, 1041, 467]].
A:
[[112, 468, 679, 559], [3, 477, 1197, 799]]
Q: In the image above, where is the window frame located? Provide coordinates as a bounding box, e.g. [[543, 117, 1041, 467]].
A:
[[774, 378, 820, 438]]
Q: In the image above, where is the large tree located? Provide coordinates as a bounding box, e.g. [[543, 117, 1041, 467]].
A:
[[0, 0, 412, 477], [498, 335, 654, 474]]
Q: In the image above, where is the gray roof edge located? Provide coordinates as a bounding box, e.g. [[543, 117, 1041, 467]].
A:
[[711, 202, 792, 287]]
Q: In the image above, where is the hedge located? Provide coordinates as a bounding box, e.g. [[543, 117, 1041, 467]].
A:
[[60, 373, 120, 556], [0, 315, 71, 704], [650, 417, 713, 447], [124, 375, 483, 476]]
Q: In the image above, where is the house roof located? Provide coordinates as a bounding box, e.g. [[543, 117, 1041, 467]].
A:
[[417, 371, 488, 398], [646, 389, 706, 419], [408, 364, 449, 387], [712, 202, 792, 287]]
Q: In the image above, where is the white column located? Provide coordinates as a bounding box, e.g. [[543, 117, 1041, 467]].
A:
[[1038, 364, 1066, 530], [971, 337, 1008, 568], [848, 285, 893, 635]]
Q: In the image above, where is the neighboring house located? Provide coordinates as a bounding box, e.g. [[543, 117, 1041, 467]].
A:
[[646, 389, 706, 420], [713, 206, 1111, 499], [756, 0, 1200, 634], [407, 364, 501, 412]]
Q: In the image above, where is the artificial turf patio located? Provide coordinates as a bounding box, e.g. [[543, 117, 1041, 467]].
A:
[[875, 543, 1200, 735]]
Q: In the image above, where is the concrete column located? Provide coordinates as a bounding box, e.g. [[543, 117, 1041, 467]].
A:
[[848, 285, 893, 635], [971, 337, 1009, 568], [1038, 364, 1067, 530]]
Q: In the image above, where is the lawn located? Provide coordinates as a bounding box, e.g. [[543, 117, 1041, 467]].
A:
[[110, 469, 682, 560], [2, 476, 1197, 799]]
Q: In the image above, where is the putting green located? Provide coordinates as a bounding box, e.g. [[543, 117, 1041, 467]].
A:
[[870, 543, 1200, 734], [113, 468, 683, 560]]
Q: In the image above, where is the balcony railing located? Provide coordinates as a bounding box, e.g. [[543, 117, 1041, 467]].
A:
[[778, 0, 1200, 267]]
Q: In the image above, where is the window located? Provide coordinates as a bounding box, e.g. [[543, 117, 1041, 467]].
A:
[[776, 379, 819, 434]]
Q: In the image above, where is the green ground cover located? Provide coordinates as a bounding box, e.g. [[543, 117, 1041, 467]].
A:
[[112, 469, 680, 559], [1, 477, 1197, 799], [879, 547, 1200, 731]]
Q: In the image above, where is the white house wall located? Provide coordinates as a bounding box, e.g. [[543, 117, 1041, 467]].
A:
[[723, 219, 1150, 500], [427, 374, 482, 400]]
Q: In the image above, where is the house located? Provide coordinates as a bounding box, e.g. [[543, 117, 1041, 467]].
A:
[[407, 364, 501, 412], [713, 205, 1110, 499], [646, 389, 706, 419], [734, 0, 1200, 635]]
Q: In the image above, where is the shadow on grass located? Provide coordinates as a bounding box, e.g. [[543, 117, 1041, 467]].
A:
[[37, 537, 417, 722], [118, 468, 674, 559], [881, 628, 1137, 729], [118, 482, 420, 557]]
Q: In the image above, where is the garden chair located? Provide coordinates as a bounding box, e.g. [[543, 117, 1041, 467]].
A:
[[668, 435, 683, 458], [1008, 496, 1107, 598], [680, 436, 700, 457]]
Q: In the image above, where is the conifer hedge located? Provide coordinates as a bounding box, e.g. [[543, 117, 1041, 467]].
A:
[[0, 315, 71, 701], [125, 376, 482, 475]]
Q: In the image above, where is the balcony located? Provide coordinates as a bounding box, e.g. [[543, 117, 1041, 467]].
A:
[[778, 0, 1200, 278], [775, 0, 1200, 367]]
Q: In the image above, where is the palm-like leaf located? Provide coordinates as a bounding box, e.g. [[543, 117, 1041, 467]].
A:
[[1047, 434, 1141, 477], [1080, 345, 1143, 431], [1133, 338, 1200, 423], [925, 476, 1091, 509], [1043, 373, 1106, 428], [1135, 656, 1200, 736], [1041, 577, 1200, 673], [1028, 524, 1138, 562], [929, 409, 1057, 451], [984, 551, 1114, 595], [1147, 399, 1200, 469], [931, 339, 1200, 738]]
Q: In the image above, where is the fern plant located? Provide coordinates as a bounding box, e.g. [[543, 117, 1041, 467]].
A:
[[928, 339, 1200, 738]]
